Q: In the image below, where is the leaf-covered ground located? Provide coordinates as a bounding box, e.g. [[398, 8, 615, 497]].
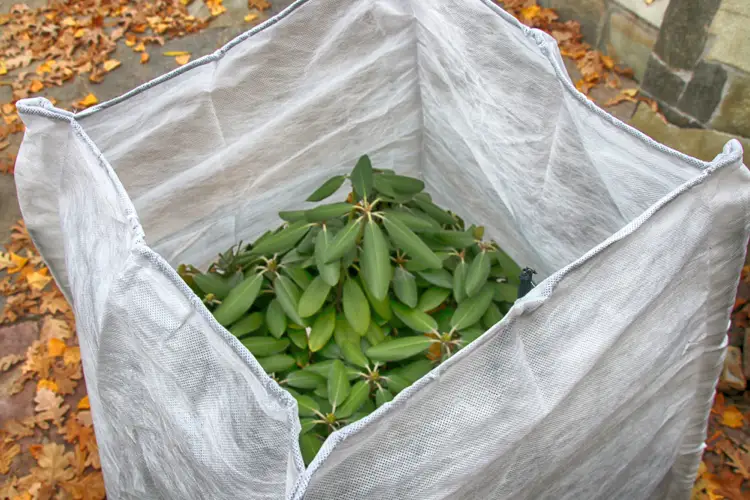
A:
[[0, 0, 747, 498]]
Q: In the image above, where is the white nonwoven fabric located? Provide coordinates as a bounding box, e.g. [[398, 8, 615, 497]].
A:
[[13, 0, 750, 498]]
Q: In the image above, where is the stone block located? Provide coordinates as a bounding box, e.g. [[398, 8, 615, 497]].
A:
[[710, 73, 750, 138], [707, 0, 750, 74], [629, 102, 750, 163], [653, 0, 722, 70], [603, 8, 659, 81], [678, 62, 727, 123], [640, 55, 686, 106], [611, 0, 670, 28]]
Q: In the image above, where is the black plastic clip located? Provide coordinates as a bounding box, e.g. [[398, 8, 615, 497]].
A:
[[517, 268, 537, 299]]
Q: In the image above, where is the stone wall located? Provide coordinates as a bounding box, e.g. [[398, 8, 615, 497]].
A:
[[538, 0, 750, 139]]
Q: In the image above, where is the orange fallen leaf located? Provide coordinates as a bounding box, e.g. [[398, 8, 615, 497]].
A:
[[77, 93, 99, 108], [103, 59, 121, 72], [1, 252, 28, 273], [63, 346, 81, 366], [206, 0, 227, 16], [140, 52, 150, 64], [0, 441, 21, 475], [720, 405, 744, 428], [78, 395, 90, 410], [716, 440, 750, 480], [244, 13, 259, 23], [37, 378, 59, 392], [40, 290, 70, 315], [520, 4, 541, 21], [0, 60, 6, 76], [26, 270, 52, 291], [74, 28, 86, 38], [163, 50, 190, 56], [47, 338, 67, 357], [133, 42, 146, 53], [175, 54, 191, 65], [2, 103, 14, 114]]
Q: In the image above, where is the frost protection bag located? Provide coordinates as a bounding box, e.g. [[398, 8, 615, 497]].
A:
[[14, 0, 750, 498]]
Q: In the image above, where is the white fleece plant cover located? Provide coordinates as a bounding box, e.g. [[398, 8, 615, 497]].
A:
[[13, 0, 750, 498]]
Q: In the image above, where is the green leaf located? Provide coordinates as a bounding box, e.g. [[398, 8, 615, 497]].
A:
[[306, 175, 347, 202], [282, 267, 313, 290], [365, 336, 433, 362], [273, 275, 305, 326], [328, 360, 351, 407], [453, 259, 467, 303], [324, 218, 362, 264], [295, 226, 319, 255], [380, 209, 437, 232], [343, 279, 370, 335], [428, 230, 475, 249], [298, 276, 332, 318], [382, 216, 443, 269], [434, 307, 455, 332], [319, 340, 342, 359], [304, 202, 354, 222], [309, 306, 336, 352], [482, 302, 503, 329], [351, 155, 373, 201], [393, 358, 433, 382], [417, 268, 453, 289], [491, 248, 522, 285], [281, 248, 308, 266], [278, 210, 307, 223], [465, 251, 490, 297], [384, 372, 412, 393], [265, 300, 287, 339], [335, 381, 370, 419], [288, 329, 308, 349], [213, 273, 265, 326], [300, 434, 322, 466], [250, 221, 312, 256], [392, 267, 418, 308], [291, 347, 308, 368], [334, 316, 359, 349], [459, 327, 485, 344], [411, 197, 456, 225], [313, 383, 329, 399], [194, 272, 234, 300], [285, 370, 325, 389], [294, 393, 320, 417], [379, 174, 424, 194], [241, 337, 290, 357], [391, 302, 438, 333], [305, 360, 360, 380], [365, 322, 386, 346], [300, 418, 318, 435], [417, 287, 450, 312], [361, 219, 391, 301], [360, 274, 392, 321], [375, 388, 393, 407], [492, 282, 518, 303], [257, 354, 296, 373], [229, 311, 265, 337], [340, 340, 369, 369], [451, 283, 494, 330], [315, 226, 340, 287]]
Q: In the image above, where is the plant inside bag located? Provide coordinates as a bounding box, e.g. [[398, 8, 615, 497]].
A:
[[177, 155, 524, 464]]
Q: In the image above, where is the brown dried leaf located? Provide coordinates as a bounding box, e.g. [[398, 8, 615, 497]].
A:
[[3, 418, 35, 439], [34, 388, 70, 429], [249, 0, 272, 11], [40, 317, 72, 342], [0, 353, 24, 372], [61, 472, 106, 500], [0, 440, 21, 474], [63, 346, 81, 366], [76, 411, 93, 428], [0, 475, 20, 499], [52, 361, 82, 395], [37, 379, 59, 393], [40, 290, 70, 315], [22, 340, 51, 379], [30, 443, 75, 486]]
